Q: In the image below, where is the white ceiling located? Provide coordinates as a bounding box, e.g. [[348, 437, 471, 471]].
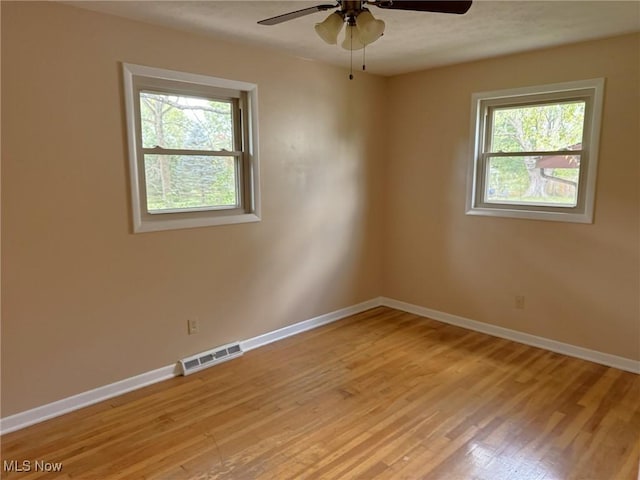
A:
[[69, 1, 640, 76]]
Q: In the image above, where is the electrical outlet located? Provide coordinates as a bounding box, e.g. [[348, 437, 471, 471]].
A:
[[188, 318, 199, 335], [515, 296, 525, 309]]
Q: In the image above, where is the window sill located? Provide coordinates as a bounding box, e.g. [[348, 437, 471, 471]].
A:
[[133, 212, 261, 233], [465, 206, 592, 224]]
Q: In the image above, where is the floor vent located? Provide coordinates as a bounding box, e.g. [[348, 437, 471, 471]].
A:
[[179, 342, 243, 376]]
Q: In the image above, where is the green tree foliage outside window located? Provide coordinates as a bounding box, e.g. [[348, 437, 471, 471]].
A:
[[486, 102, 585, 206], [140, 92, 237, 211]]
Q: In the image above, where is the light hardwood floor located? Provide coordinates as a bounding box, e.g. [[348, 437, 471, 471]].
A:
[[1, 307, 639, 479]]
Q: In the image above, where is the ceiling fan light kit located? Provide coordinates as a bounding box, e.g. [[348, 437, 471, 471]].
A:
[[316, 9, 385, 49], [314, 12, 344, 44], [342, 24, 365, 51], [314, 9, 384, 50], [259, 1, 472, 78], [354, 10, 386, 46]]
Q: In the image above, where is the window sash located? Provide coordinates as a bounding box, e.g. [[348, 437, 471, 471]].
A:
[[483, 98, 588, 155], [472, 85, 598, 215], [139, 90, 237, 151], [476, 152, 585, 211], [123, 63, 261, 233], [479, 153, 582, 209], [143, 154, 242, 214], [133, 84, 249, 216], [466, 79, 603, 223]]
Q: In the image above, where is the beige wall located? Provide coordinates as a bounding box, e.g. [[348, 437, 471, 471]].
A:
[[1, 2, 386, 416], [2, 1, 638, 419], [383, 34, 640, 361]]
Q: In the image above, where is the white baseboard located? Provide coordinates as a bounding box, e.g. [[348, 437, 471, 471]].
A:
[[0, 298, 383, 435], [3, 296, 637, 435], [0, 364, 178, 435], [240, 298, 383, 351], [380, 297, 640, 374]]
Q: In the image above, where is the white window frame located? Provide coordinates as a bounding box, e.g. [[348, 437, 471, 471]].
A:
[[466, 78, 604, 223], [122, 63, 261, 233]]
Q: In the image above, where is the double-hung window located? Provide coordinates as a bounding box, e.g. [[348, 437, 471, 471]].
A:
[[123, 64, 260, 232], [466, 79, 604, 223]]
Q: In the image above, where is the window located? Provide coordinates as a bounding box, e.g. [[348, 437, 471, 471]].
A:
[[466, 79, 604, 223], [122, 64, 260, 232]]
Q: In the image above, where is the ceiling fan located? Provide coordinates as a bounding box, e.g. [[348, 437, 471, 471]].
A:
[[258, 1, 472, 51]]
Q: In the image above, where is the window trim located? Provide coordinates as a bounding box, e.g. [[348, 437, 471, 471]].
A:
[[122, 63, 261, 233], [466, 78, 604, 223]]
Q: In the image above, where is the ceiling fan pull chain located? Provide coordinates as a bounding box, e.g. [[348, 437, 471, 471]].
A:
[[349, 25, 354, 80], [363, 45, 366, 71]]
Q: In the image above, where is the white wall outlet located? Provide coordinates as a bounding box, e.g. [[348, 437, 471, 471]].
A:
[[187, 318, 199, 335], [515, 296, 525, 309]]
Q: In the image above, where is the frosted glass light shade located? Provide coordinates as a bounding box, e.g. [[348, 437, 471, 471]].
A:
[[314, 13, 344, 45], [341, 24, 365, 51], [356, 10, 385, 45]]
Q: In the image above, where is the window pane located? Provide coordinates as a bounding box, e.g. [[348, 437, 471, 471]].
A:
[[140, 92, 233, 151], [144, 155, 237, 212], [490, 101, 585, 153], [485, 155, 579, 207]]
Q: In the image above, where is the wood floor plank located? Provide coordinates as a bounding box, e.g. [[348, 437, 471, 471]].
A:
[[1, 307, 638, 479]]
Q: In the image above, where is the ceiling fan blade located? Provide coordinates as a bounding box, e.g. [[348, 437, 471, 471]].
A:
[[375, 1, 472, 14], [258, 4, 337, 25]]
